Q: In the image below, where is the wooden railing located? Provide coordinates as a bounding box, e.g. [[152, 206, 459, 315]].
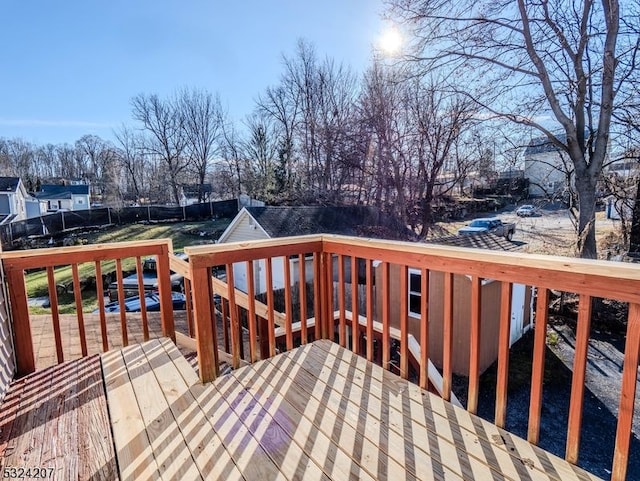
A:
[[1, 239, 177, 375], [2, 234, 639, 479], [184, 234, 640, 481]]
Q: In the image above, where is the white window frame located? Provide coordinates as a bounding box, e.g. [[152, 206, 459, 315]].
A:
[[408, 268, 422, 318]]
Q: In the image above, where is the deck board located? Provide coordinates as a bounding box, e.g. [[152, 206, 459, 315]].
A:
[[102, 338, 601, 481], [0, 356, 117, 480]]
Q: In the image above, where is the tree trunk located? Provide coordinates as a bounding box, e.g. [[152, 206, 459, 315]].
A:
[[575, 177, 598, 259], [628, 176, 640, 254]]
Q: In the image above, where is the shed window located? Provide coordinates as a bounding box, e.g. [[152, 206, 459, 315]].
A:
[[408, 268, 422, 318]]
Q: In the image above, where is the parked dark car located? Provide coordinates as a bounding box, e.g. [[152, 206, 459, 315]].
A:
[[95, 291, 186, 313]]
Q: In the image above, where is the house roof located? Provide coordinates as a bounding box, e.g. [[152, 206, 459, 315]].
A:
[[524, 134, 567, 157], [34, 191, 73, 200], [244, 206, 413, 240], [37, 184, 90, 196], [0, 177, 21, 192], [427, 233, 522, 251], [183, 184, 212, 198]]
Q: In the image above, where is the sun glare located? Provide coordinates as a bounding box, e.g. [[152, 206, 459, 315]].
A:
[[379, 27, 403, 56]]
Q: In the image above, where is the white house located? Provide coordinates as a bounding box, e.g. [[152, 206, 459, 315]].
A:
[[0, 177, 31, 222], [35, 183, 90, 212], [218, 205, 410, 294], [524, 135, 573, 197]]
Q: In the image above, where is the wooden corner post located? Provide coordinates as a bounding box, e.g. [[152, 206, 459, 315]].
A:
[[5, 265, 35, 375], [156, 244, 176, 342], [190, 262, 219, 383]]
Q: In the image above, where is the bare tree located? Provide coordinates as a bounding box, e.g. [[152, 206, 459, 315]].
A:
[[113, 125, 147, 203], [179, 88, 225, 201], [387, 0, 640, 258], [131, 93, 188, 204]]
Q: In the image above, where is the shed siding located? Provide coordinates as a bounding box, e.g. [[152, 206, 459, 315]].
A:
[[374, 264, 531, 376], [224, 214, 269, 243]]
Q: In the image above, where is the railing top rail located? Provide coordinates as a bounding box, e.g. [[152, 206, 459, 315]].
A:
[[184, 234, 323, 267], [0, 238, 174, 270], [322, 235, 640, 303]]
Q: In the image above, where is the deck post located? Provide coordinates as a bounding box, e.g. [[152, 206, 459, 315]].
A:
[[190, 263, 219, 382], [5, 266, 35, 375], [156, 244, 176, 342]]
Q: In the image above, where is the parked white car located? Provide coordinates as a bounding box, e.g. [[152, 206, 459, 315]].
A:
[[516, 204, 537, 217]]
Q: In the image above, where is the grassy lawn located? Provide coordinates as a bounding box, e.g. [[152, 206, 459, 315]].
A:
[[25, 218, 232, 313]]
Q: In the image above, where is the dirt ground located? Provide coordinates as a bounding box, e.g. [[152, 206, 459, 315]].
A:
[[435, 204, 621, 257]]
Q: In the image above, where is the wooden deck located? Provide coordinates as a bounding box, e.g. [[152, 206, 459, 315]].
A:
[[0, 355, 117, 480], [104, 338, 602, 481], [29, 311, 192, 369]]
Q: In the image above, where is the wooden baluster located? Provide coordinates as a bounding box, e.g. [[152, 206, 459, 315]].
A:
[[283, 256, 293, 351], [442, 272, 454, 401], [94, 261, 108, 352], [365, 260, 374, 362], [226, 264, 241, 369], [221, 298, 230, 354], [313, 252, 322, 342], [266, 257, 276, 357], [399, 264, 408, 379], [71, 263, 88, 356], [419, 268, 430, 390], [468, 275, 482, 414], [6, 266, 35, 375], [528, 287, 549, 444], [155, 249, 175, 341], [46, 266, 64, 364], [299, 254, 308, 344], [324, 252, 334, 341], [495, 281, 513, 428], [184, 278, 194, 338], [338, 254, 346, 347], [612, 302, 640, 481], [381, 262, 390, 370], [566, 294, 592, 464], [115, 258, 128, 347], [135, 256, 149, 341], [246, 261, 258, 363], [191, 264, 218, 382], [351, 256, 360, 354]]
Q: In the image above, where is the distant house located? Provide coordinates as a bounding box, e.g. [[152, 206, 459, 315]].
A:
[[375, 233, 532, 376], [218, 205, 412, 293], [524, 135, 573, 197], [0, 177, 36, 223], [180, 184, 213, 206], [35, 183, 90, 212]]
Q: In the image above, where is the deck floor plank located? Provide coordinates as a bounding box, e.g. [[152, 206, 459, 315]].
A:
[[206, 362, 330, 481], [219, 346, 373, 481], [143, 339, 246, 481], [237, 345, 405, 480], [249, 342, 465, 481], [0, 355, 117, 480], [313, 339, 600, 481], [121, 341, 203, 481], [76, 356, 118, 481], [39, 357, 79, 480], [102, 347, 161, 481], [2, 365, 55, 470]]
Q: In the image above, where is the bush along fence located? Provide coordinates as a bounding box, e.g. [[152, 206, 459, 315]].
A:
[[0, 199, 240, 250]]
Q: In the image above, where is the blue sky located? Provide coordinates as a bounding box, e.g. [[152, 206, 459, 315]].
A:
[[0, 1, 384, 145]]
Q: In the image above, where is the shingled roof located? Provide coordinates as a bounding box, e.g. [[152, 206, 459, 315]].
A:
[[427, 233, 523, 251], [245, 206, 414, 241], [0, 177, 21, 192]]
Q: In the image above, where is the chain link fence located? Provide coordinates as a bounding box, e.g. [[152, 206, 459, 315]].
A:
[[0, 199, 241, 250]]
